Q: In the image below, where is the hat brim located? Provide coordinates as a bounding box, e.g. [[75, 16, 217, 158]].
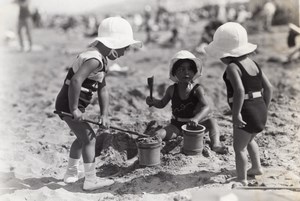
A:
[[93, 37, 142, 49], [289, 23, 300, 34], [205, 41, 257, 59], [169, 57, 203, 82]]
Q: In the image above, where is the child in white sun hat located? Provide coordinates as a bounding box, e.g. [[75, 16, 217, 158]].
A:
[[146, 50, 227, 154], [205, 22, 273, 186], [55, 16, 142, 191]]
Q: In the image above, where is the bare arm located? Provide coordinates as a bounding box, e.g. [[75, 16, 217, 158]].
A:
[[97, 78, 109, 127], [146, 85, 173, 108], [190, 86, 211, 123], [68, 58, 101, 119], [261, 71, 273, 108], [226, 63, 247, 126]]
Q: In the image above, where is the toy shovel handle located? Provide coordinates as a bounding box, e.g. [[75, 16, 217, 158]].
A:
[[147, 76, 154, 99], [53, 110, 148, 137], [53, 110, 102, 126]]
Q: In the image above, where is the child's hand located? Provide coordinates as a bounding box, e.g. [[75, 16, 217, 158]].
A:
[[146, 96, 155, 107], [99, 115, 110, 129], [188, 118, 199, 127], [233, 113, 247, 128], [71, 109, 84, 121]]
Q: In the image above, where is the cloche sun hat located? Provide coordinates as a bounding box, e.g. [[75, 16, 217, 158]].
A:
[[204, 22, 257, 59], [91, 16, 142, 49], [169, 50, 203, 82]]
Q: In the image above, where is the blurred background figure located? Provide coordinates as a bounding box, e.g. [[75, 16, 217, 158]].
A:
[[32, 8, 42, 28], [227, 6, 237, 22], [167, 11, 190, 48], [60, 16, 77, 34], [236, 5, 252, 25], [143, 5, 155, 44], [195, 19, 223, 54], [286, 23, 300, 62], [262, 0, 276, 32], [16, 0, 32, 52], [83, 15, 99, 38], [133, 13, 143, 32]]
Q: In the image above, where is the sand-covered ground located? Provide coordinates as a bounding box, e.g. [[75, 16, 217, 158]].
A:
[[0, 13, 300, 201]]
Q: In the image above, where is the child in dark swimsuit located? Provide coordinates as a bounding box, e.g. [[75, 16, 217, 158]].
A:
[[55, 17, 142, 191], [205, 22, 273, 186], [146, 50, 227, 154]]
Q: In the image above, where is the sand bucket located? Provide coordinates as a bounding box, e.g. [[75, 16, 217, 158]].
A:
[[181, 124, 206, 155], [136, 137, 162, 167]]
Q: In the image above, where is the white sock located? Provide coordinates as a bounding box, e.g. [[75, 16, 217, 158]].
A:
[[82, 162, 115, 190], [66, 158, 80, 173], [83, 162, 96, 180]]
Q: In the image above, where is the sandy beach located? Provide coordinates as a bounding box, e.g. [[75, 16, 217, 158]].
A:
[[0, 3, 300, 200]]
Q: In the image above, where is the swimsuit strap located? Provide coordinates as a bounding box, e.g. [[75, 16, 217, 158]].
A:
[[230, 60, 261, 77], [173, 83, 200, 98], [253, 60, 262, 77], [230, 60, 248, 76]]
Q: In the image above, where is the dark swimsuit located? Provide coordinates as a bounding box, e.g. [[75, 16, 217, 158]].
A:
[[171, 83, 200, 130], [223, 61, 267, 133], [19, 1, 31, 19]]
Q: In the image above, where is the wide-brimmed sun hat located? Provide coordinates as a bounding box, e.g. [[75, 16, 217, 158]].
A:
[[92, 16, 142, 49], [289, 23, 300, 34], [205, 22, 257, 59], [169, 50, 203, 82]]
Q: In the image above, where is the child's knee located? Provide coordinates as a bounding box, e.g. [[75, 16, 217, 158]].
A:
[[233, 144, 247, 153], [81, 133, 96, 145], [201, 118, 218, 130]]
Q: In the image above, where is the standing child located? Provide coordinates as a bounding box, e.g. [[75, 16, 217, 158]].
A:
[[146, 50, 227, 154], [205, 22, 273, 185], [16, 0, 32, 51], [55, 17, 142, 191]]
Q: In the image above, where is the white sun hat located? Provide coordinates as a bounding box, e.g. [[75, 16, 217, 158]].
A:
[[289, 23, 300, 34], [92, 16, 142, 49], [169, 50, 203, 82], [205, 22, 257, 59]]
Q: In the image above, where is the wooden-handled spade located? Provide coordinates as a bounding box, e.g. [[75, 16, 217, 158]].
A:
[[53, 110, 148, 137]]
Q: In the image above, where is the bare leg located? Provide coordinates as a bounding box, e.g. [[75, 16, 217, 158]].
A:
[[63, 117, 114, 189], [24, 19, 32, 51], [233, 127, 252, 184], [69, 139, 82, 159], [202, 119, 227, 154], [247, 135, 263, 176], [64, 117, 96, 163], [17, 21, 24, 51], [203, 118, 220, 147], [155, 124, 180, 140]]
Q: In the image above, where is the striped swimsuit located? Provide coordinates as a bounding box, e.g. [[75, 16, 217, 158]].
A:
[[55, 48, 107, 116]]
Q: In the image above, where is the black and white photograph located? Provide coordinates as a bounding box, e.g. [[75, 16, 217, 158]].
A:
[[0, 0, 299, 200]]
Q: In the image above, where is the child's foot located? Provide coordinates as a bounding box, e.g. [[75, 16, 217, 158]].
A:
[[247, 168, 263, 176], [64, 173, 79, 184], [231, 179, 248, 188], [212, 145, 228, 155]]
